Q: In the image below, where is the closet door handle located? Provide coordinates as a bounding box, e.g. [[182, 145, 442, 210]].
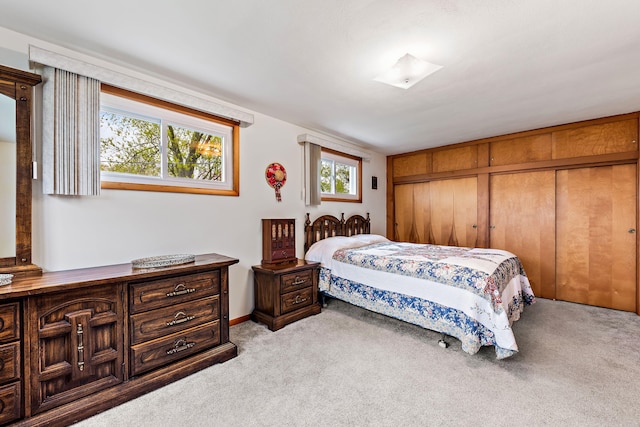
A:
[[472, 224, 477, 229], [629, 228, 636, 234]]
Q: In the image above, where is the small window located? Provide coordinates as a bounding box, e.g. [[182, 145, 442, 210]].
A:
[[99, 85, 239, 195], [320, 148, 362, 202]]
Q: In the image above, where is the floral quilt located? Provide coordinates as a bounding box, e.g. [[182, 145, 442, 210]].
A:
[[316, 240, 535, 359], [332, 242, 531, 315]]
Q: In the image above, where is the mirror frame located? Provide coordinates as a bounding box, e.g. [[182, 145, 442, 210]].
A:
[[0, 64, 42, 277]]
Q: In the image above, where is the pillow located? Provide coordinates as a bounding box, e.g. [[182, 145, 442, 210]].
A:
[[305, 234, 389, 265], [345, 234, 389, 245]]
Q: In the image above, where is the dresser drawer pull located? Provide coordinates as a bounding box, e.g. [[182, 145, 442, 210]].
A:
[[166, 338, 195, 355], [166, 311, 196, 327], [292, 295, 308, 305], [77, 323, 85, 372], [166, 283, 197, 298], [291, 276, 306, 286]]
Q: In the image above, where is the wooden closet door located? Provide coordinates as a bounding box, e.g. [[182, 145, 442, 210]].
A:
[[556, 164, 637, 311], [490, 171, 556, 298], [429, 178, 477, 247], [393, 178, 477, 246], [393, 183, 430, 243]]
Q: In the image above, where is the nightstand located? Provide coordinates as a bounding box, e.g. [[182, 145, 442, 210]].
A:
[[251, 259, 321, 331]]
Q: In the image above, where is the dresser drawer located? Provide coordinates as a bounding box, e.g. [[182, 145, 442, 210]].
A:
[[281, 287, 313, 314], [0, 382, 20, 425], [0, 303, 19, 344], [130, 295, 220, 345], [130, 271, 220, 314], [0, 342, 20, 383], [130, 321, 221, 376], [280, 269, 313, 294]]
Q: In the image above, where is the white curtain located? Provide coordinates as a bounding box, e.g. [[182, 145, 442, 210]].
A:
[[304, 141, 321, 206], [42, 67, 101, 195]]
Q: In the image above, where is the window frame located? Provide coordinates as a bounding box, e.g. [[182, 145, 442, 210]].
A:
[[320, 147, 362, 203], [99, 84, 240, 196]]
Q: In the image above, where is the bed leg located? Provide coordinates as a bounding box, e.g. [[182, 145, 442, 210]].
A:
[[438, 334, 449, 349], [321, 293, 328, 308]]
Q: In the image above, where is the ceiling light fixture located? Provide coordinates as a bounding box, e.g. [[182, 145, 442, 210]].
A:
[[374, 53, 443, 89]]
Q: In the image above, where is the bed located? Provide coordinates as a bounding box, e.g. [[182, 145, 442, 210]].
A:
[[303, 213, 535, 359]]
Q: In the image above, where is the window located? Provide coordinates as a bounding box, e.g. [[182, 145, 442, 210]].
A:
[[99, 85, 239, 195], [320, 148, 362, 202]]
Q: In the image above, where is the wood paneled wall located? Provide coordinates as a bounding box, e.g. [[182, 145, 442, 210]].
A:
[[387, 112, 639, 313]]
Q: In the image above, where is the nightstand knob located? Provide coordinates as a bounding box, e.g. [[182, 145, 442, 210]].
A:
[[293, 295, 308, 305], [291, 276, 306, 286]]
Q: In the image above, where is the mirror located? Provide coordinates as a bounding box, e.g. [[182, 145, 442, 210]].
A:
[[0, 64, 42, 276], [0, 95, 15, 258]]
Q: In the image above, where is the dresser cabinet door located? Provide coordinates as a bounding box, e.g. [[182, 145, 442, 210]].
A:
[[27, 284, 124, 414]]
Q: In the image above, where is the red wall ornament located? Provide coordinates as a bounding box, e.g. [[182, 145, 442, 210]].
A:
[[265, 162, 287, 202]]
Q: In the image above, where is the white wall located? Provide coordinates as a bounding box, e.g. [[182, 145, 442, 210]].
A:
[[0, 27, 387, 320]]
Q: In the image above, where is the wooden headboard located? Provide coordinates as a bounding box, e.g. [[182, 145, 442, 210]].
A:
[[304, 213, 370, 252]]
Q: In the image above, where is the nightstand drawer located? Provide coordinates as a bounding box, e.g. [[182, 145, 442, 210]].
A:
[[0, 382, 20, 425], [280, 269, 313, 294], [0, 342, 20, 383], [130, 295, 220, 345], [0, 303, 19, 343], [130, 321, 221, 376], [281, 287, 313, 314], [130, 272, 220, 313]]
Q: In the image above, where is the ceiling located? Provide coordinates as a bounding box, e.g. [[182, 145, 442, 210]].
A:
[[1, 0, 640, 155]]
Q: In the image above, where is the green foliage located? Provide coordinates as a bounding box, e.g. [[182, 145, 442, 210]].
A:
[[100, 112, 160, 176], [100, 112, 223, 181], [320, 160, 332, 192], [167, 125, 222, 181], [320, 159, 353, 194], [335, 163, 351, 194]]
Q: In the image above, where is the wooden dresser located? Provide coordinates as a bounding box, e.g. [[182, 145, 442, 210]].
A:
[[251, 259, 321, 331], [0, 253, 238, 427], [0, 303, 21, 425]]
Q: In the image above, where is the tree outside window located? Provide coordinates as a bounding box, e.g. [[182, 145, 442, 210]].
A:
[[99, 86, 237, 195], [320, 148, 362, 202]]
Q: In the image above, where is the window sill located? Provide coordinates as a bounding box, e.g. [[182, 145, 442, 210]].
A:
[[321, 196, 362, 203], [101, 181, 239, 196]]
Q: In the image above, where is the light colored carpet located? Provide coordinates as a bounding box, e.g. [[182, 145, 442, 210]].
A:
[[75, 298, 640, 427]]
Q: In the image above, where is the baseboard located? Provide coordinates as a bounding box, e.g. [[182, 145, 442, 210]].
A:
[[230, 314, 251, 326]]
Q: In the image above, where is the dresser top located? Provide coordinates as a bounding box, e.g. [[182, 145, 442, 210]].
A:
[[0, 253, 239, 298]]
